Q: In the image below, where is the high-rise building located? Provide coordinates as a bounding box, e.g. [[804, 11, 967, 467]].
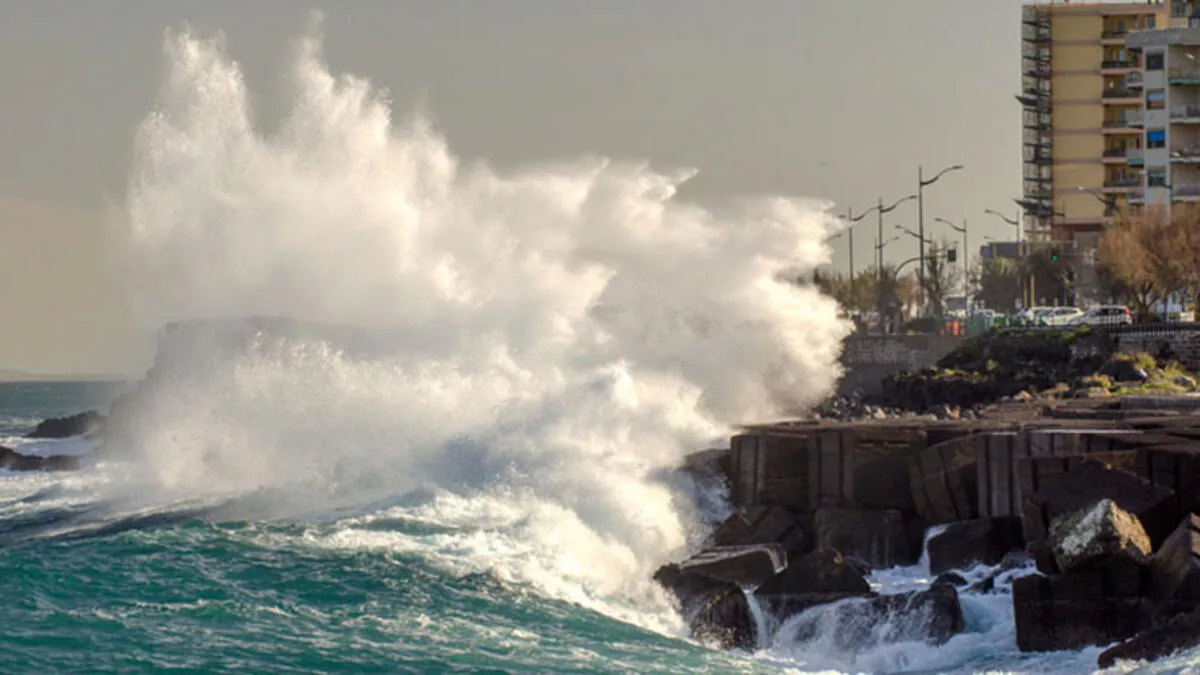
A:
[[1123, 1, 1200, 211], [1019, 2, 1168, 247]]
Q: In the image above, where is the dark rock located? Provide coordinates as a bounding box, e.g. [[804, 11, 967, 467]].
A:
[[676, 544, 785, 588], [0, 447, 80, 472], [711, 506, 806, 552], [1047, 499, 1151, 574], [1021, 460, 1180, 552], [909, 435, 979, 527], [1149, 514, 1200, 605], [681, 448, 731, 484], [652, 564, 755, 649], [813, 507, 914, 569], [25, 411, 103, 439], [934, 571, 969, 587], [926, 516, 1025, 575], [1097, 607, 1200, 669], [1101, 359, 1149, 383], [967, 575, 997, 594], [778, 585, 964, 649], [1001, 550, 1034, 571], [755, 548, 871, 597], [1014, 573, 1156, 652]]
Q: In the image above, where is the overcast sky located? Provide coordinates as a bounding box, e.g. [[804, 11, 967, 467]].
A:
[[0, 0, 1031, 375]]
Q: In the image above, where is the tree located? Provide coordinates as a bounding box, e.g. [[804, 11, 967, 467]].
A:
[[1097, 204, 1200, 320], [921, 241, 956, 320], [972, 256, 1022, 312]]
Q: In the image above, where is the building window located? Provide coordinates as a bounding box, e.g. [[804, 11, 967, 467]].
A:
[[1174, 1, 1187, 18], [1147, 52, 1165, 70], [1147, 16, 1157, 30], [1149, 168, 1168, 186], [1148, 129, 1167, 148], [1148, 89, 1166, 109]]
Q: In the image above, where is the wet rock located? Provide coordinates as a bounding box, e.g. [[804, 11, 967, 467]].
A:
[[934, 571, 969, 588], [1097, 607, 1200, 669], [1013, 573, 1156, 652], [812, 508, 914, 569], [926, 516, 1025, 575], [25, 411, 103, 439], [1000, 550, 1034, 571], [676, 544, 785, 587], [652, 564, 755, 649], [711, 506, 806, 552], [780, 585, 964, 649], [681, 448, 730, 483], [0, 446, 80, 472], [1102, 359, 1149, 383], [1047, 499, 1151, 574], [755, 548, 871, 597], [1021, 460, 1180, 551], [967, 575, 997, 594], [1149, 514, 1200, 605]]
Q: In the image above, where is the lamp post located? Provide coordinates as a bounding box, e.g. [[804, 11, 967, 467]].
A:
[[935, 217, 969, 313], [874, 194, 918, 275], [895, 223, 932, 243], [918, 164, 965, 313], [985, 207, 1029, 308]]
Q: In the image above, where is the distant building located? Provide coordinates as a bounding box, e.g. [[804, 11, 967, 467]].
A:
[[1121, 1, 1200, 212], [1019, 1, 1169, 304]]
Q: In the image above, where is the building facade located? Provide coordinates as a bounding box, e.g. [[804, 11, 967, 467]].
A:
[[1124, 1, 1200, 212]]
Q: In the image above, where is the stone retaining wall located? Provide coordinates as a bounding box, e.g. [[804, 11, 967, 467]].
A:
[[839, 334, 965, 397]]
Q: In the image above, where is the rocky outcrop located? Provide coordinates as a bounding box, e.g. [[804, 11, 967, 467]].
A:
[[24, 411, 103, 439], [926, 516, 1025, 574], [710, 506, 805, 552], [0, 446, 79, 471], [754, 548, 871, 597], [652, 564, 755, 650], [1097, 607, 1200, 669]]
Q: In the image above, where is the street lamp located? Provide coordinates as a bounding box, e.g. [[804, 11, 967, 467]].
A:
[[918, 164, 965, 311], [895, 223, 932, 243], [935, 216, 970, 312], [874, 194, 918, 273]]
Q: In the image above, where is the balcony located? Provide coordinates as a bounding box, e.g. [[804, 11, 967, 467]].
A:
[[1103, 177, 1141, 190], [1101, 59, 1139, 71], [1102, 147, 1127, 158], [1127, 148, 1146, 164], [1171, 104, 1200, 121], [1129, 188, 1145, 203], [1169, 66, 1200, 85], [1172, 145, 1200, 162], [1102, 88, 1138, 100], [1101, 29, 1128, 44], [1127, 71, 1144, 88]]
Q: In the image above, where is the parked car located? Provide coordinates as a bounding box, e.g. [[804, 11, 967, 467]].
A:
[[1039, 307, 1084, 326], [1015, 306, 1054, 326], [1069, 305, 1133, 327]]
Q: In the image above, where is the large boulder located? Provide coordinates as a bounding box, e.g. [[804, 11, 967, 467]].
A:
[[24, 411, 103, 439], [652, 564, 756, 649], [776, 584, 964, 650], [755, 548, 871, 597], [1149, 514, 1200, 605], [1021, 460, 1180, 551], [1013, 573, 1156, 652], [813, 508, 914, 569], [926, 516, 1025, 574], [711, 506, 806, 552], [676, 544, 785, 588], [1047, 499, 1151, 574], [1097, 607, 1200, 669]]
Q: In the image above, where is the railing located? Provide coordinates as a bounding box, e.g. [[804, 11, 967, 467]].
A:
[[1102, 147, 1127, 157], [1127, 110, 1145, 125], [1102, 88, 1137, 99], [1126, 71, 1144, 87], [1103, 119, 1133, 128], [1102, 59, 1138, 69], [1171, 145, 1200, 159], [1129, 187, 1145, 202], [1100, 29, 1128, 39], [1171, 104, 1200, 120], [1103, 177, 1141, 188], [1168, 66, 1200, 82], [1127, 148, 1145, 162], [1175, 184, 1200, 197]]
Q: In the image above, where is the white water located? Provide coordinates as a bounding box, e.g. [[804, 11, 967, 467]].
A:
[[102, 22, 850, 641]]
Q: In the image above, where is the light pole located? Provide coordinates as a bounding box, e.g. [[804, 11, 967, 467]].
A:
[[874, 194, 918, 275], [895, 223, 932, 244], [936, 217, 969, 313], [918, 164, 965, 313], [985, 207, 1029, 309]]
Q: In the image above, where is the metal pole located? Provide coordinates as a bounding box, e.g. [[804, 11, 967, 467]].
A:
[[918, 166, 926, 313], [848, 207, 855, 281], [877, 197, 884, 274], [962, 218, 969, 313], [1017, 206, 1026, 309]]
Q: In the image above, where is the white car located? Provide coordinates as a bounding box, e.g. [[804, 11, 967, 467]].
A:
[[1070, 305, 1133, 327], [1039, 307, 1084, 326]]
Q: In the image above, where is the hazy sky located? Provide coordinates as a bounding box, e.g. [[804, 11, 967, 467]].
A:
[[0, 0, 1031, 374]]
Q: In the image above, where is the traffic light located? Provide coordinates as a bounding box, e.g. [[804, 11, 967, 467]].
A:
[[1050, 247, 1060, 262], [947, 248, 957, 263]]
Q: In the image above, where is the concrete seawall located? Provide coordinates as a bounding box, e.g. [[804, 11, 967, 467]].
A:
[[838, 334, 965, 397]]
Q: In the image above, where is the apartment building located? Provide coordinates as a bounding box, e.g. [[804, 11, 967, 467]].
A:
[[1019, 1, 1168, 248], [1123, 1, 1200, 210]]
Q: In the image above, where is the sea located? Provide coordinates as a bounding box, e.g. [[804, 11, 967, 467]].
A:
[[3, 20, 1198, 674]]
